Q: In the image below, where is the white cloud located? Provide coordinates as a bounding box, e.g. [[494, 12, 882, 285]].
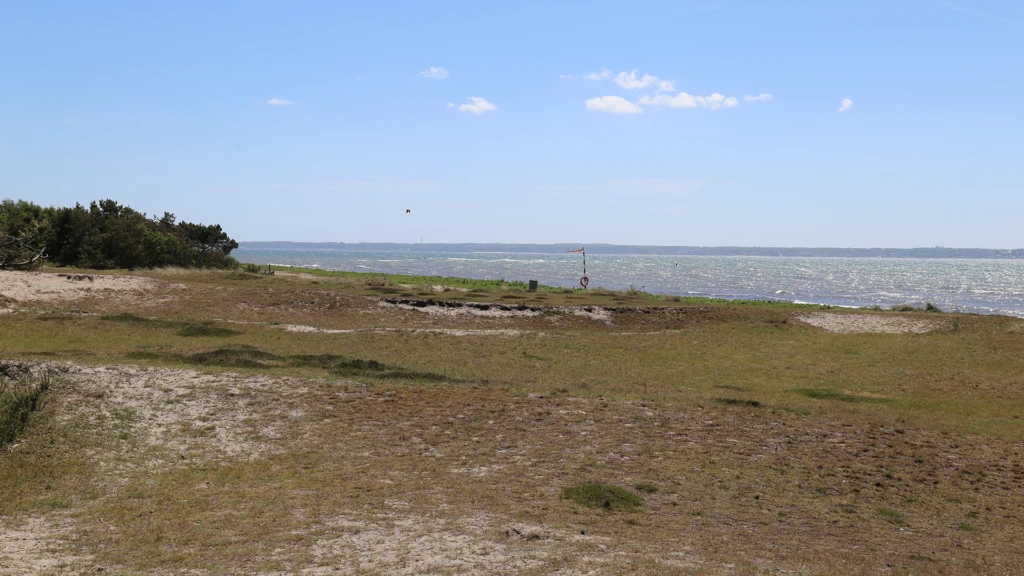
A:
[[614, 70, 674, 91], [744, 93, 773, 102], [458, 97, 497, 114], [638, 92, 738, 110], [585, 96, 643, 114], [418, 66, 450, 79], [560, 68, 612, 81], [266, 98, 294, 106], [838, 98, 853, 113]]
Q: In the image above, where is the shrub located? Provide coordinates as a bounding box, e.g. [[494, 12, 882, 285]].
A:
[[716, 397, 761, 408], [1, 371, 50, 446], [563, 483, 643, 511]]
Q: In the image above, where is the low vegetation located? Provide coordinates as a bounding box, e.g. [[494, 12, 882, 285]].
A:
[[563, 483, 644, 511], [1, 265, 1023, 574], [0, 367, 50, 446]]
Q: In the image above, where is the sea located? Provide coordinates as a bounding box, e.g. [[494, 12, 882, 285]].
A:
[[233, 249, 1024, 318]]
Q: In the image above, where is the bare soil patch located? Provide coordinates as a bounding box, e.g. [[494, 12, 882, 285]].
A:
[[0, 270, 181, 306], [0, 517, 78, 576], [795, 312, 946, 334]]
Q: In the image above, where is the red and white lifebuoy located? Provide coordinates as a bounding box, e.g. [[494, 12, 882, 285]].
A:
[[580, 276, 589, 288]]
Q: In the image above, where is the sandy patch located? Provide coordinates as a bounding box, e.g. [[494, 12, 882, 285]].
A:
[[0, 517, 68, 575], [53, 364, 308, 466], [280, 323, 357, 334], [0, 270, 181, 305], [308, 513, 553, 575], [795, 312, 944, 334], [557, 306, 613, 323]]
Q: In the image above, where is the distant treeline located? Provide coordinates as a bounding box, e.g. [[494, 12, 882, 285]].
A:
[[0, 199, 238, 270], [239, 242, 1024, 260]]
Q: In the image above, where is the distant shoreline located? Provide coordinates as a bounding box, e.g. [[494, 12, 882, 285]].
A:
[[238, 242, 1024, 260]]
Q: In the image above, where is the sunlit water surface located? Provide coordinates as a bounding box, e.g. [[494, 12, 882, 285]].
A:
[[234, 249, 1024, 317]]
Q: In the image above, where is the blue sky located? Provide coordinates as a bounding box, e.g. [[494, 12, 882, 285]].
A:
[[2, 1, 1022, 247]]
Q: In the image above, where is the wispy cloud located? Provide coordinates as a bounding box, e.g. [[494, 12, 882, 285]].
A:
[[614, 70, 674, 92], [744, 93, 773, 102], [939, 1, 1023, 27], [266, 98, 294, 106], [585, 96, 643, 114], [838, 98, 853, 113], [458, 97, 497, 114], [639, 92, 738, 110], [560, 68, 612, 80], [562, 68, 672, 90], [418, 66, 450, 79]]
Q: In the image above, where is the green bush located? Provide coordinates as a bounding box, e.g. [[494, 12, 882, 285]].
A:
[[563, 483, 643, 511]]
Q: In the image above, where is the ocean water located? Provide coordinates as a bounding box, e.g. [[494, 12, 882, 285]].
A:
[[233, 249, 1024, 317]]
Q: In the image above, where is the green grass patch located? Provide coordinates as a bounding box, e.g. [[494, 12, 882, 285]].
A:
[[876, 507, 904, 525], [563, 483, 644, 511], [258, 264, 559, 292]]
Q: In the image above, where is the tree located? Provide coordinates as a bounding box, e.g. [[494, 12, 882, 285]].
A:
[[2, 197, 239, 270], [0, 200, 49, 269]]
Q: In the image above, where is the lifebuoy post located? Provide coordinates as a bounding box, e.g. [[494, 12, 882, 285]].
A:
[[569, 247, 587, 289]]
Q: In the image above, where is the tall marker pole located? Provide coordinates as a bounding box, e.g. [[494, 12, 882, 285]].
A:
[[569, 247, 588, 289]]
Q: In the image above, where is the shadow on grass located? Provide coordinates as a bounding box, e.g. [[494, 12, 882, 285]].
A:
[[715, 397, 762, 408], [176, 323, 240, 338], [101, 313, 155, 324], [126, 345, 464, 383], [793, 388, 892, 403]]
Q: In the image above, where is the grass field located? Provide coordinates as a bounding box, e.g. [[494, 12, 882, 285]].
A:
[[1, 265, 1022, 574]]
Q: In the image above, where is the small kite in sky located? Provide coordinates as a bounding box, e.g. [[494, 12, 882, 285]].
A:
[[406, 209, 411, 214]]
